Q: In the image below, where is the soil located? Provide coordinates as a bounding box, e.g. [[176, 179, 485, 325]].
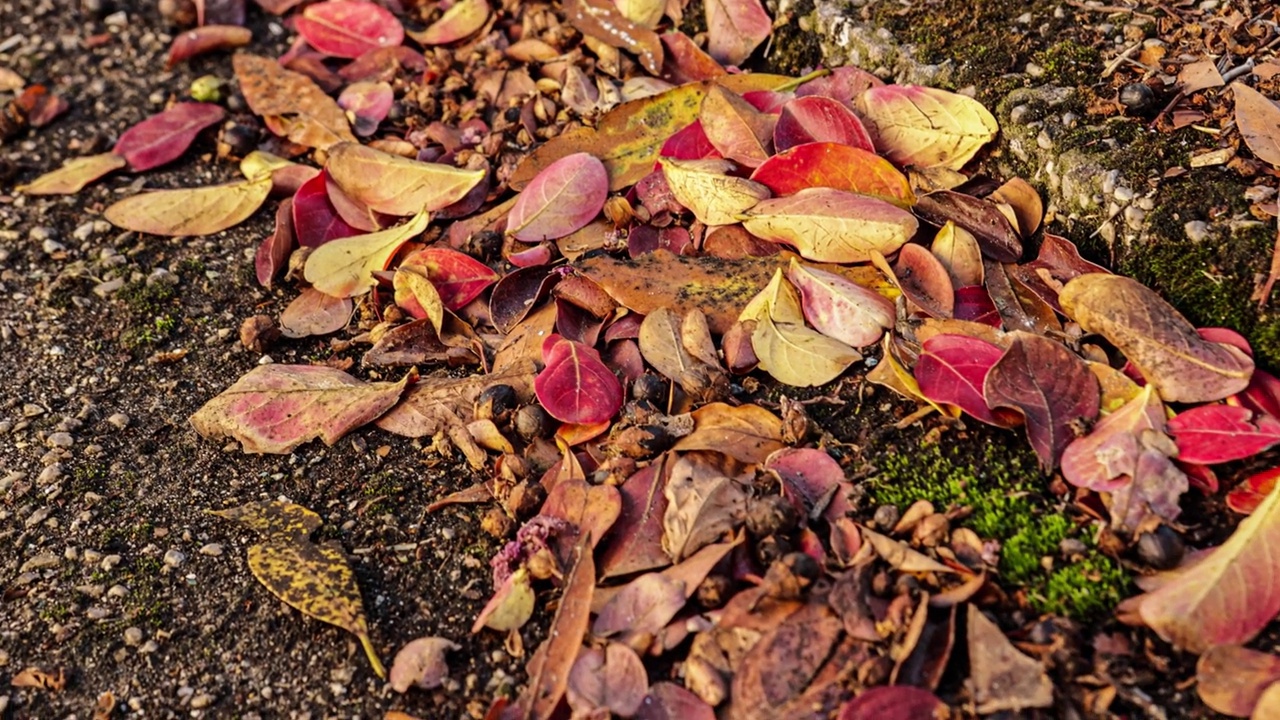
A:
[[0, 0, 1276, 718]]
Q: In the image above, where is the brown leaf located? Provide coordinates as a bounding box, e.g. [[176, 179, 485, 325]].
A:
[[1060, 273, 1254, 403], [10, 667, 65, 691], [728, 603, 854, 720], [699, 85, 774, 168], [966, 605, 1053, 714], [563, 0, 663, 75], [233, 53, 355, 150], [672, 402, 783, 463], [599, 457, 672, 578], [376, 362, 536, 438], [913, 190, 1022, 262], [1196, 645, 1280, 717], [279, 287, 353, 338], [566, 643, 649, 717], [1234, 83, 1280, 167], [662, 451, 748, 560]]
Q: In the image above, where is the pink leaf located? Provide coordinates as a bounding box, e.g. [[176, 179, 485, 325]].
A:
[[389, 636, 459, 694], [507, 152, 609, 242], [635, 682, 716, 720], [167, 25, 252, 68], [292, 170, 360, 248], [337, 81, 393, 137], [915, 334, 1011, 426], [838, 686, 946, 720], [294, 0, 405, 59], [704, 0, 771, 66], [1168, 404, 1280, 464], [113, 102, 225, 172], [399, 247, 499, 311], [566, 643, 648, 718], [535, 335, 623, 424], [1237, 367, 1280, 419], [785, 259, 893, 347], [659, 121, 721, 161], [795, 66, 884, 106], [773, 95, 874, 152]]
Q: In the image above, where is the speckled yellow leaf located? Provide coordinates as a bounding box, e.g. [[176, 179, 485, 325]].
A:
[[739, 268, 803, 325], [326, 142, 486, 216], [210, 500, 321, 539], [660, 157, 770, 226], [304, 211, 429, 298], [16, 152, 126, 195], [855, 85, 998, 170], [752, 311, 860, 387], [103, 176, 271, 236]]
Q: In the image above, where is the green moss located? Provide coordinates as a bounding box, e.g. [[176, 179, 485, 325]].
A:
[[1032, 40, 1101, 86], [867, 442, 1127, 619], [763, 0, 824, 76], [117, 278, 178, 315]]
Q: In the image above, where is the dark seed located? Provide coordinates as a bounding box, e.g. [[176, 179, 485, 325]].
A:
[[631, 373, 667, 404], [1118, 83, 1156, 113], [1137, 525, 1184, 570], [745, 494, 799, 537], [475, 384, 518, 424], [514, 405, 554, 441]]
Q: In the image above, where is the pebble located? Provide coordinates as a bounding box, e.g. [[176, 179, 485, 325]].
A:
[[93, 278, 125, 298], [163, 549, 187, 568], [0, 420, 11, 436], [23, 507, 50, 528], [86, 606, 111, 620], [42, 239, 66, 255], [1112, 186, 1134, 203], [46, 432, 74, 449], [29, 226, 55, 243], [199, 543, 223, 557], [147, 268, 178, 287], [1035, 129, 1053, 149], [107, 584, 129, 599], [72, 222, 96, 241], [1123, 205, 1145, 230], [873, 504, 900, 530], [83, 548, 103, 565], [1184, 220, 1210, 242], [20, 552, 60, 572], [101, 554, 122, 571], [1100, 169, 1119, 196], [123, 627, 144, 646], [191, 694, 215, 710], [106, 412, 130, 430], [23, 403, 45, 417], [1024, 62, 1044, 78], [140, 640, 159, 654], [37, 464, 63, 484]]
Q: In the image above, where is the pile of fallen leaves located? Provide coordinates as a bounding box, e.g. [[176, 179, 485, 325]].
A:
[[17, 0, 1280, 716]]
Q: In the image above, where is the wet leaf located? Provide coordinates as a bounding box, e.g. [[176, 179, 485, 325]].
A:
[[773, 95, 873, 152], [1168, 405, 1280, 464], [967, 605, 1052, 713], [1135, 481, 1280, 652], [168, 25, 252, 67], [983, 331, 1099, 470], [303, 211, 429, 297], [912, 190, 1022, 263], [390, 637, 459, 693], [704, 0, 771, 66], [295, 0, 405, 59], [279, 287, 354, 338], [15, 152, 125, 195], [566, 644, 648, 717], [292, 170, 359, 248], [741, 188, 918, 263], [507, 152, 608, 241], [326, 142, 486, 216], [750, 143, 914, 205], [672, 402, 783, 463], [1234, 83, 1280, 167], [114, 102, 225, 171], [1196, 645, 1280, 717], [191, 364, 410, 454], [699, 85, 773, 168], [786, 258, 893, 347], [838, 686, 946, 720], [854, 84, 998, 170], [535, 335, 624, 424], [104, 176, 271, 236], [234, 53, 356, 150], [660, 157, 770, 226], [1060, 273, 1255, 403], [915, 334, 1010, 426], [564, 0, 662, 74], [408, 0, 491, 45]]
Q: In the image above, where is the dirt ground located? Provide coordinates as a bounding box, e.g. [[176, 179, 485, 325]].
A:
[[1, 0, 1275, 718]]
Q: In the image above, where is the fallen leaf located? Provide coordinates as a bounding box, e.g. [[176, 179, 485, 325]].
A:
[[566, 643, 649, 717], [542, 479, 622, 555], [338, 80, 394, 136], [881, 244, 955, 319], [399, 247, 499, 311], [303, 211, 430, 297], [114, 102, 225, 172], [1196, 645, 1280, 717], [660, 119, 721, 160], [930, 221, 984, 288], [672, 402, 784, 463], [592, 572, 687, 637], [741, 188, 918, 263], [256, 198, 295, 288], [773, 95, 874, 152], [786, 259, 893, 347], [984, 331, 1099, 470], [104, 176, 271, 236], [326, 142, 486, 217], [753, 312, 861, 387], [915, 334, 1011, 426], [1227, 466, 1280, 515], [750, 142, 914, 205], [390, 637, 460, 693], [9, 667, 66, 691], [393, 267, 446, 333], [989, 177, 1043, 237], [796, 65, 884, 106], [838, 686, 946, 720], [862, 527, 954, 573], [1234, 83, 1280, 167], [208, 500, 321, 539], [535, 335, 624, 424], [912, 190, 1022, 263], [1256, 684, 1280, 720], [1060, 273, 1255, 403], [660, 157, 771, 226], [855, 84, 999, 170], [663, 451, 747, 560], [639, 307, 708, 390], [599, 458, 672, 578], [293, 170, 360, 248], [408, 0, 491, 45], [507, 152, 608, 241], [279, 287, 354, 338], [966, 605, 1053, 713], [472, 566, 536, 633], [699, 85, 773, 168], [190, 364, 411, 453], [167, 25, 252, 67], [15, 152, 125, 195], [729, 603, 852, 720], [704, 0, 771, 66], [1168, 405, 1280, 464], [295, 0, 405, 59], [233, 53, 356, 150], [635, 682, 716, 720], [662, 31, 726, 83], [564, 0, 662, 75]]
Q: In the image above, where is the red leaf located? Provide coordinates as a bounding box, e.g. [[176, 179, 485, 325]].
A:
[[292, 170, 360, 248], [1228, 466, 1280, 515], [15, 85, 68, 128], [255, 197, 295, 288], [400, 247, 499, 311], [659, 121, 721, 161], [774, 96, 874, 152], [953, 285, 1001, 326], [507, 152, 608, 242], [1238, 368, 1280, 420], [915, 334, 1010, 426], [750, 142, 914, 205], [838, 686, 946, 720], [795, 66, 883, 106], [294, 0, 405, 59], [167, 25, 252, 68], [984, 331, 1099, 470], [535, 335, 624, 424], [113, 102, 225, 172], [1168, 404, 1280, 464]]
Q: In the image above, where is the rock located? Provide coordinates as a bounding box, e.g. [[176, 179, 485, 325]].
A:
[[20, 551, 60, 572], [198, 543, 223, 557], [1184, 220, 1210, 242], [46, 432, 74, 448], [101, 554, 122, 571], [107, 584, 129, 599], [124, 627, 144, 646], [163, 549, 187, 568], [106, 412, 130, 430], [191, 693, 215, 709], [37, 464, 63, 484]]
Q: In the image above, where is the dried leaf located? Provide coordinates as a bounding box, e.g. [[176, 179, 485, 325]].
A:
[[209, 500, 321, 539], [303, 211, 429, 297], [855, 85, 998, 170], [473, 566, 536, 632], [256, 198, 295, 288], [741, 188, 918, 263], [704, 0, 771, 66], [915, 334, 1010, 426], [636, 682, 716, 720], [838, 686, 946, 720], [983, 331, 1099, 470], [1196, 645, 1280, 717], [966, 605, 1052, 713], [10, 667, 66, 691], [326, 142, 486, 217], [409, 0, 491, 45], [390, 637, 459, 693], [507, 152, 609, 241], [233, 53, 355, 150], [566, 644, 648, 717], [672, 402, 783, 463], [168, 25, 252, 67], [786, 259, 893, 347], [1060, 273, 1255, 403], [662, 454, 747, 560], [393, 267, 446, 333], [882, 244, 954, 319], [190, 364, 410, 453], [104, 176, 271, 236], [750, 143, 914, 205], [862, 527, 953, 573], [912, 190, 1022, 263], [295, 0, 405, 59], [564, 0, 662, 74], [114, 102, 225, 172], [599, 458, 672, 578], [279, 287, 353, 338], [753, 311, 861, 387], [593, 572, 686, 637], [1168, 405, 1280, 464], [699, 85, 773, 168], [535, 336, 624, 424], [400, 247, 499, 311], [1234, 83, 1280, 167], [930, 221, 984, 288], [293, 170, 359, 248], [729, 603, 850, 719], [660, 157, 770, 226], [338, 80, 393, 136], [989, 177, 1043, 237], [15, 152, 125, 195]]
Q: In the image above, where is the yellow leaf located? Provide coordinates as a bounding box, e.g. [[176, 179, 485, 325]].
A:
[[326, 142, 486, 216], [393, 266, 445, 335], [304, 211, 430, 298], [234, 53, 355, 150], [660, 157, 770, 226], [741, 188, 918, 263], [103, 176, 271, 236], [614, 0, 663, 28], [751, 312, 860, 387], [210, 500, 321, 539], [240, 149, 297, 180], [855, 85, 998, 171], [16, 152, 125, 195], [739, 268, 803, 325]]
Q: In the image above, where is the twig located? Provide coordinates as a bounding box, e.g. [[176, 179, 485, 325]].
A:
[[1222, 58, 1256, 83], [1102, 41, 1142, 78]]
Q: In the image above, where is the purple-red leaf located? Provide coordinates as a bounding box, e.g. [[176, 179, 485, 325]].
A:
[[1168, 404, 1280, 464], [659, 121, 721, 161], [535, 335, 624, 424], [507, 152, 608, 242], [774, 96, 874, 152], [167, 25, 252, 68], [294, 0, 405, 59], [399, 247, 500, 311], [292, 170, 359, 248], [113, 102, 226, 172], [255, 197, 295, 288], [915, 334, 1011, 426], [838, 686, 946, 720]]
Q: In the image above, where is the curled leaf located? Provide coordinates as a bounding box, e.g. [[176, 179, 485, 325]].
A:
[[303, 211, 429, 297], [408, 0, 491, 45], [167, 25, 252, 67], [854, 84, 998, 170]]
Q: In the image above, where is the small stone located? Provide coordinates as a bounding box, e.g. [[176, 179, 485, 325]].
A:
[[1059, 538, 1087, 557], [86, 606, 111, 620], [146, 267, 178, 287], [191, 693, 215, 710], [1118, 83, 1156, 114], [83, 549, 103, 565], [37, 464, 63, 485], [107, 584, 129, 599], [1024, 62, 1044, 78], [123, 627, 144, 646], [199, 543, 224, 557], [106, 412, 130, 430], [140, 640, 159, 654], [101, 554, 122, 571], [1112, 186, 1134, 203], [1008, 104, 1031, 124], [1100, 169, 1119, 196], [1035, 129, 1053, 150], [29, 226, 55, 243], [42, 238, 66, 255], [1137, 525, 1185, 570], [163, 549, 187, 568], [873, 504, 900, 530], [23, 403, 45, 418], [1184, 220, 1210, 242], [93, 278, 125, 298], [20, 552, 60, 572], [24, 507, 50, 528], [46, 432, 74, 449], [73, 222, 96, 241], [1123, 205, 1145, 230]]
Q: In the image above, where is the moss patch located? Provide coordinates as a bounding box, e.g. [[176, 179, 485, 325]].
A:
[[867, 441, 1127, 619]]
